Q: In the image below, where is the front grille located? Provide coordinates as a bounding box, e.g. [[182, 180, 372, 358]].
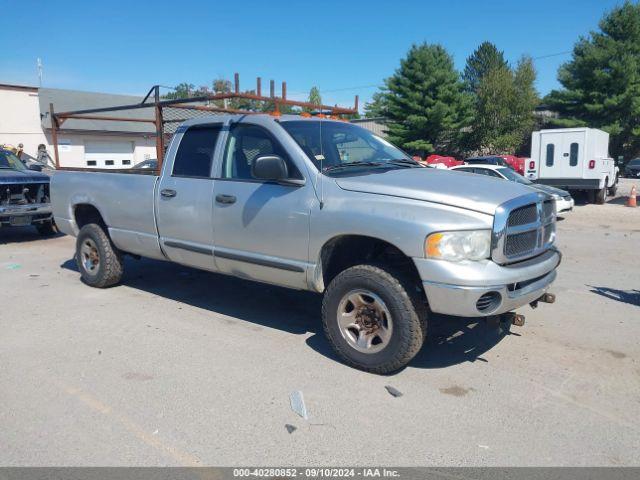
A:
[[508, 205, 537, 226], [1, 182, 49, 206], [492, 193, 557, 264], [505, 230, 538, 256]]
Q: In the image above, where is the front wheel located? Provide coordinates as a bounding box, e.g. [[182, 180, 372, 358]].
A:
[[321, 264, 427, 374], [75, 223, 124, 288]]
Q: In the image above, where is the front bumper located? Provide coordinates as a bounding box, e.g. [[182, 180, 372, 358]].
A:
[[0, 203, 52, 226], [556, 196, 574, 213], [416, 248, 561, 317]]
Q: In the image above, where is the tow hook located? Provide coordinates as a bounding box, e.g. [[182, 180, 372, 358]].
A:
[[503, 312, 525, 327], [530, 292, 556, 309], [486, 312, 526, 328], [539, 293, 556, 304]]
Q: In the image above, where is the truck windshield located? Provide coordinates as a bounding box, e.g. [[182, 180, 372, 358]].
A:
[[0, 150, 28, 171], [280, 120, 418, 173], [497, 167, 532, 185]]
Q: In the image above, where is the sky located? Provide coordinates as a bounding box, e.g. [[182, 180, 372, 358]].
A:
[[0, 0, 625, 111]]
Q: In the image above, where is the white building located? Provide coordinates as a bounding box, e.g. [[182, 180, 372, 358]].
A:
[[0, 83, 157, 168]]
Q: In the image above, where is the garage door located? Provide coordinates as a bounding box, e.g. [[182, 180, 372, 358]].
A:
[[85, 141, 134, 168]]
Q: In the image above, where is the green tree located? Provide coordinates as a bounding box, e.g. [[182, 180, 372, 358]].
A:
[[309, 86, 322, 105], [470, 56, 538, 154], [364, 90, 389, 118], [463, 42, 508, 93], [380, 43, 473, 155], [163, 82, 195, 100], [545, 1, 640, 158]]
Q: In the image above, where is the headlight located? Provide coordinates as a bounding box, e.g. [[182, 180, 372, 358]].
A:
[[425, 230, 491, 262]]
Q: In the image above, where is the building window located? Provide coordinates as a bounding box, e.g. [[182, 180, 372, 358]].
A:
[[122, 159, 131, 165], [86, 160, 97, 166], [173, 124, 222, 178], [105, 160, 114, 166], [569, 143, 579, 167], [545, 144, 554, 167]]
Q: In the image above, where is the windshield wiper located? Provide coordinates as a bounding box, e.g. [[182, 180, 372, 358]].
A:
[[386, 158, 420, 168], [323, 161, 383, 172]]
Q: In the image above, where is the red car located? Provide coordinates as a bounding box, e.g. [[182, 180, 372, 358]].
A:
[[424, 154, 462, 168]]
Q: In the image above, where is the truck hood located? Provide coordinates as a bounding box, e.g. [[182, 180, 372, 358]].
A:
[[334, 167, 537, 215], [0, 169, 50, 183], [531, 183, 570, 198]]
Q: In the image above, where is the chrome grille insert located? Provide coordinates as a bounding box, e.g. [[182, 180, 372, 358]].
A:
[[505, 230, 538, 256], [507, 205, 537, 227], [491, 192, 556, 265]]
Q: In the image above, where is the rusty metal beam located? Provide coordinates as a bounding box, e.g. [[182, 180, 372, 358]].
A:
[[49, 103, 60, 169], [154, 86, 164, 175], [56, 114, 155, 123]]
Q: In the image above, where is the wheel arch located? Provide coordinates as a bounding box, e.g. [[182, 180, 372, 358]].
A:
[[315, 234, 424, 297]]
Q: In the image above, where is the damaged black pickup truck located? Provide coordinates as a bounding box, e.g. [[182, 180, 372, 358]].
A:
[[0, 148, 56, 235]]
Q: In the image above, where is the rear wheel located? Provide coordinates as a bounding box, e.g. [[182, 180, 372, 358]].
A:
[[608, 176, 618, 197], [595, 183, 607, 205], [321, 264, 427, 374], [75, 223, 124, 288]]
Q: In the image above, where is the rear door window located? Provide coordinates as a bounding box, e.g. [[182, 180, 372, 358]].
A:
[[173, 125, 222, 178], [569, 143, 579, 167], [545, 144, 555, 167]]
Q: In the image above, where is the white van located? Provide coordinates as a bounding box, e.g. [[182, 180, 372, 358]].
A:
[[528, 128, 618, 204]]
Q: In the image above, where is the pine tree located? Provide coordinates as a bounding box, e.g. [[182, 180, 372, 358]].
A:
[[463, 42, 508, 93], [545, 1, 640, 158], [381, 43, 472, 155]]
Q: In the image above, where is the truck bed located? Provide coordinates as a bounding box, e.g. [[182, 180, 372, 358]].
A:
[[51, 171, 165, 260]]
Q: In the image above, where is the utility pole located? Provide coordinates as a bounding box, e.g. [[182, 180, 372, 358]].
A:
[[37, 58, 43, 86]]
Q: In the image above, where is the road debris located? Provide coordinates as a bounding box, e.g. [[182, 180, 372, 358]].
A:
[[289, 390, 308, 419], [385, 385, 403, 397], [285, 424, 297, 434]]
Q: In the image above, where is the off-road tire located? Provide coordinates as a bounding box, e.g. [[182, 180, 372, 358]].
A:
[[75, 223, 123, 288], [36, 219, 57, 236], [321, 264, 427, 374]]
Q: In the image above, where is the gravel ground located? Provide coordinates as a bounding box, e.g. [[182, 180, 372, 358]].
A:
[[1, 179, 639, 466]]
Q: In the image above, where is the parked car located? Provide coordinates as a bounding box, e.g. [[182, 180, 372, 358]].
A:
[[52, 115, 560, 374], [529, 128, 618, 204], [464, 155, 514, 169], [450, 164, 574, 214], [133, 159, 158, 170], [0, 148, 56, 234], [497, 155, 526, 175], [624, 158, 640, 178]]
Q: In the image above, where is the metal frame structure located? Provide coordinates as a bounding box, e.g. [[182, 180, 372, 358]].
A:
[[50, 74, 359, 175]]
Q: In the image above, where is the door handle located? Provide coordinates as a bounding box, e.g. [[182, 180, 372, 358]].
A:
[[160, 189, 177, 198], [215, 194, 237, 204]]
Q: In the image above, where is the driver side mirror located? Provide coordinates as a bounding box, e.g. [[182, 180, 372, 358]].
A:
[[252, 155, 288, 181]]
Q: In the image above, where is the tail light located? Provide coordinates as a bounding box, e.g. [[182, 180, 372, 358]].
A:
[[529, 161, 535, 170], [589, 160, 596, 169]]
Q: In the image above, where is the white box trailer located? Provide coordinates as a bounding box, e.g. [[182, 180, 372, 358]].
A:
[[528, 128, 618, 204]]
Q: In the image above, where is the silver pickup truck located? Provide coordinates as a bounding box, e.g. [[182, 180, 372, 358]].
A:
[[51, 115, 560, 373]]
